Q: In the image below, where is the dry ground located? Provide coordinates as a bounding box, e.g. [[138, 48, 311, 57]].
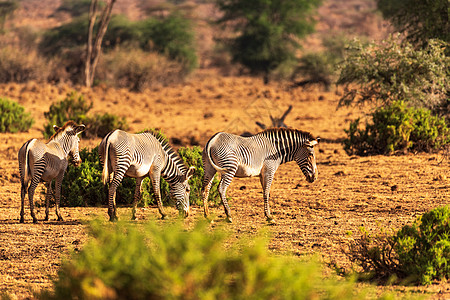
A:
[[0, 74, 449, 299]]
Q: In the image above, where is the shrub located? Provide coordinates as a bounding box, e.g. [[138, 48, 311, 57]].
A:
[[337, 37, 449, 115], [43, 92, 92, 138], [87, 113, 129, 139], [0, 97, 34, 133], [0, 46, 49, 83], [99, 48, 185, 91], [178, 146, 221, 206], [343, 101, 450, 155], [347, 206, 450, 285], [43, 92, 128, 139], [61, 146, 135, 207], [37, 220, 387, 300]]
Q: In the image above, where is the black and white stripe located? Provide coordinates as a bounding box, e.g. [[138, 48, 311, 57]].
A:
[[18, 121, 85, 223], [202, 128, 319, 223], [99, 130, 194, 221]]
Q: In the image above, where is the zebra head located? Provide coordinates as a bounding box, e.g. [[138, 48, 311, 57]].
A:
[[171, 166, 195, 217], [295, 138, 320, 183], [53, 122, 86, 167]]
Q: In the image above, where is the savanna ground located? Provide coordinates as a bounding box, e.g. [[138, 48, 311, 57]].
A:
[[0, 74, 449, 299]]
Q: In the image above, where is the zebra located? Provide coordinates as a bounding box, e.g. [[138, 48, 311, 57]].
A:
[[99, 130, 195, 221], [201, 128, 320, 223], [18, 121, 86, 223]]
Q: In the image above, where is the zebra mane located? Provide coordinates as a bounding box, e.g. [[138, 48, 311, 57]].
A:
[[48, 120, 78, 142], [259, 128, 314, 141], [145, 130, 188, 174]]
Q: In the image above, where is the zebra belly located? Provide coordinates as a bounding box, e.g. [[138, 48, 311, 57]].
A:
[[125, 163, 151, 178], [235, 164, 262, 178]]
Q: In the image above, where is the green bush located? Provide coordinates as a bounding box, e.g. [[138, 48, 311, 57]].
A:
[[37, 220, 388, 300], [347, 206, 450, 285], [56, 0, 105, 17], [61, 146, 135, 207], [43, 92, 128, 139], [343, 101, 450, 155], [337, 37, 449, 115], [0, 97, 34, 133], [178, 146, 221, 206], [40, 13, 197, 76], [43, 92, 91, 138]]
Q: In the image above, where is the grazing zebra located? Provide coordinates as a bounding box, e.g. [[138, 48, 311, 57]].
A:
[[18, 121, 86, 223], [99, 130, 195, 221], [202, 128, 320, 223]]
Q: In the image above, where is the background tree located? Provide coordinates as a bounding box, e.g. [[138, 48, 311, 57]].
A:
[[85, 0, 116, 87], [0, 0, 18, 33], [376, 0, 449, 47], [217, 0, 321, 83]]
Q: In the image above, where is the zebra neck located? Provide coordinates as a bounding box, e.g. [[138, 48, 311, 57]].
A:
[[49, 136, 71, 156], [261, 130, 306, 164], [161, 149, 186, 183]]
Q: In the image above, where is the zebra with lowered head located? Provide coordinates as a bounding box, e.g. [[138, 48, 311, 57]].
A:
[[18, 121, 86, 223], [99, 130, 195, 221], [202, 128, 320, 223]]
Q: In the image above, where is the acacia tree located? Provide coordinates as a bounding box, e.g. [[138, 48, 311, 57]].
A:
[[217, 0, 321, 83], [85, 0, 116, 87], [376, 0, 449, 46]]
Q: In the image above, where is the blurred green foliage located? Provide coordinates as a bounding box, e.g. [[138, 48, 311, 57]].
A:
[[0, 97, 34, 133], [43, 92, 128, 139], [348, 206, 450, 285], [37, 220, 391, 300], [338, 37, 449, 114], [217, 0, 322, 82], [343, 101, 449, 155]]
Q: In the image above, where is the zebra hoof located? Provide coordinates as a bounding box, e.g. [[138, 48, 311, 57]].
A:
[[226, 217, 233, 223], [266, 218, 276, 225], [160, 215, 167, 220], [57, 217, 64, 222], [19, 217, 25, 223], [44, 217, 49, 222], [32, 218, 38, 224]]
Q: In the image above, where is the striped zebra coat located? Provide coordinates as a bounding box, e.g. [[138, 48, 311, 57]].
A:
[[202, 128, 319, 223], [18, 121, 85, 223], [99, 130, 195, 221]]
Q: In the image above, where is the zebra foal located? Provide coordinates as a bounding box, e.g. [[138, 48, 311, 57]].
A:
[[202, 128, 320, 223], [99, 130, 195, 221], [18, 121, 86, 223]]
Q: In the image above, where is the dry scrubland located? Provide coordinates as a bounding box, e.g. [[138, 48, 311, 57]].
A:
[[0, 75, 449, 298]]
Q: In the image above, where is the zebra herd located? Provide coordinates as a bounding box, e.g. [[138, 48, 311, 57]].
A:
[[18, 121, 320, 223]]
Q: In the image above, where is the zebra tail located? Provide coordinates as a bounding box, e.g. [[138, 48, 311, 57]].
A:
[[205, 134, 227, 172], [22, 140, 33, 184], [101, 140, 110, 185]]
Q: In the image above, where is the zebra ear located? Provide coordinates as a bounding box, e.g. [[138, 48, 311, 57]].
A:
[[53, 125, 60, 132], [75, 124, 86, 134], [185, 166, 195, 180], [304, 139, 319, 147]]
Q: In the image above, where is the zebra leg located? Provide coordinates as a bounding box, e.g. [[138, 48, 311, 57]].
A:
[[260, 167, 277, 223], [218, 171, 235, 223], [201, 163, 216, 219], [131, 177, 143, 220], [150, 173, 166, 219], [27, 177, 41, 224], [20, 180, 27, 223], [55, 173, 65, 221], [44, 182, 53, 221], [108, 167, 128, 222]]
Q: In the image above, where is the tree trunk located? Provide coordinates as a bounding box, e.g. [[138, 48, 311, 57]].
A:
[[85, 0, 116, 88]]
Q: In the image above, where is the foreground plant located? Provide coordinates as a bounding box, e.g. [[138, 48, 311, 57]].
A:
[[347, 206, 450, 285], [37, 220, 391, 300]]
